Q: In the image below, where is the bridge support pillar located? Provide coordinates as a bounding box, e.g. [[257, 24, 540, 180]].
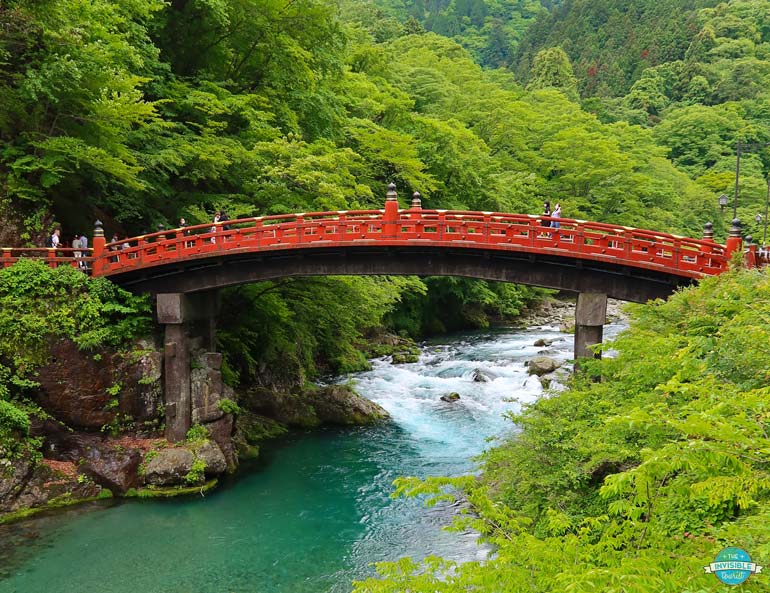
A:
[[574, 292, 607, 362], [157, 292, 220, 442]]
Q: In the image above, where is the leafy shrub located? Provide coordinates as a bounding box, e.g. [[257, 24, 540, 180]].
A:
[[217, 398, 240, 415], [184, 457, 206, 485], [0, 260, 151, 454], [0, 399, 30, 435], [185, 424, 210, 443]]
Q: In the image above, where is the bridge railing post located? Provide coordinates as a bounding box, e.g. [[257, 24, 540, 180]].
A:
[[91, 220, 105, 275], [337, 212, 346, 243], [383, 183, 399, 239], [700, 222, 715, 272], [745, 235, 758, 268], [725, 218, 743, 260], [529, 218, 539, 246], [295, 215, 305, 244]]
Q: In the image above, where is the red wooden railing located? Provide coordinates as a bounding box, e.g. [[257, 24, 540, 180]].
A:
[[1, 247, 92, 271], [0, 208, 734, 280]]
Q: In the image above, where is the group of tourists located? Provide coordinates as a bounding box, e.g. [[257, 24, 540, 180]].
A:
[[43, 208, 235, 269], [45, 229, 89, 270], [541, 201, 562, 228], [210, 210, 230, 242]]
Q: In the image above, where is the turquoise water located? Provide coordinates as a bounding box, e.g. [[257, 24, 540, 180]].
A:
[[0, 325, 600, 593]]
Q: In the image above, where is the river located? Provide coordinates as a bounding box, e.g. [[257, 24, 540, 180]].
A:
[[0, 321, 621, 593]]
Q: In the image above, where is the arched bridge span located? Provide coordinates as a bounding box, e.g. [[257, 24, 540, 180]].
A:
[[90, 200, 729, 303]]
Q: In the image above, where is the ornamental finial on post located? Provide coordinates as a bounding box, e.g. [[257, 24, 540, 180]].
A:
[[702, 222, 714, 242], [94, 220, 104, 238], [411, 191, 422, 209], [386, 182, 398, 202], [729, 218, 742, 237]]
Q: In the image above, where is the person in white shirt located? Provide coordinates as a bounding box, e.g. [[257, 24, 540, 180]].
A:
[[552, 203, 562, 229], [72, 235, 82, 267]]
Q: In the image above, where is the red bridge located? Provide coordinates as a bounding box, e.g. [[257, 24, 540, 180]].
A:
[[1, 185, 757, 441], [1, 186, 747, 304]]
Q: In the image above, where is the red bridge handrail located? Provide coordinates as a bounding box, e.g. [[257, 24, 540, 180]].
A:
[[1, 208, 732, 280]]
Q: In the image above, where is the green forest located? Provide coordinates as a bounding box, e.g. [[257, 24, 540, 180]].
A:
[[2, 0, 770, 589]]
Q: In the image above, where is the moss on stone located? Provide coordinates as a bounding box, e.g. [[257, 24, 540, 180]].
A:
[[125, 479, 218, 498], [0, 488, 113, 525]]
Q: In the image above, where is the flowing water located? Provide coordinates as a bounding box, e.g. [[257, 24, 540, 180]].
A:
[[0, 322, 622, 593]]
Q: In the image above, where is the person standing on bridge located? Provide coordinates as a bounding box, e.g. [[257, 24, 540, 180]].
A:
[[211, 212, 220, 243], [49, 228, 61, 249], [79, 233, 88, 270], [552, 203, 561, 229], [542, 202, 551, 227], [71, 234, 82, 268]]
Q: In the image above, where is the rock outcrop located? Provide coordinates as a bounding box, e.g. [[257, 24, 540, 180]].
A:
[[232, 384, 389, 461], [239, 384, 389, 429], [527, 356, 562, 376], [0, 458, 102, 516], [79, 446, 142, 494], [34, 339, 162, 431]]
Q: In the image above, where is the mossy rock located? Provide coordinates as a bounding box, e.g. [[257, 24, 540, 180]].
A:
[[391, 352, 420, 364], [233, 410, 287, 460], [0, 488, 113, 525]]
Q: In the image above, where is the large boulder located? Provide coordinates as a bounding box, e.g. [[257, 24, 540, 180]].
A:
[[527, 356, 562, 376], [204, 414, 237, 472], [143, 448, 194, 486], [192, 441, 227, 476], [310, 385, 390, 425], [240, 387, 318, 427], [79, 446, 142, 494]]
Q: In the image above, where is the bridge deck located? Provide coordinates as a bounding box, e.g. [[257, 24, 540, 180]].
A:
[[0, 209, 732, 282]]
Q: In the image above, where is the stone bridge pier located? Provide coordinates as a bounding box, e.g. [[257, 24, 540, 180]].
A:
[[156, 292, 221, 442], [574, 292, 607, 362]]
